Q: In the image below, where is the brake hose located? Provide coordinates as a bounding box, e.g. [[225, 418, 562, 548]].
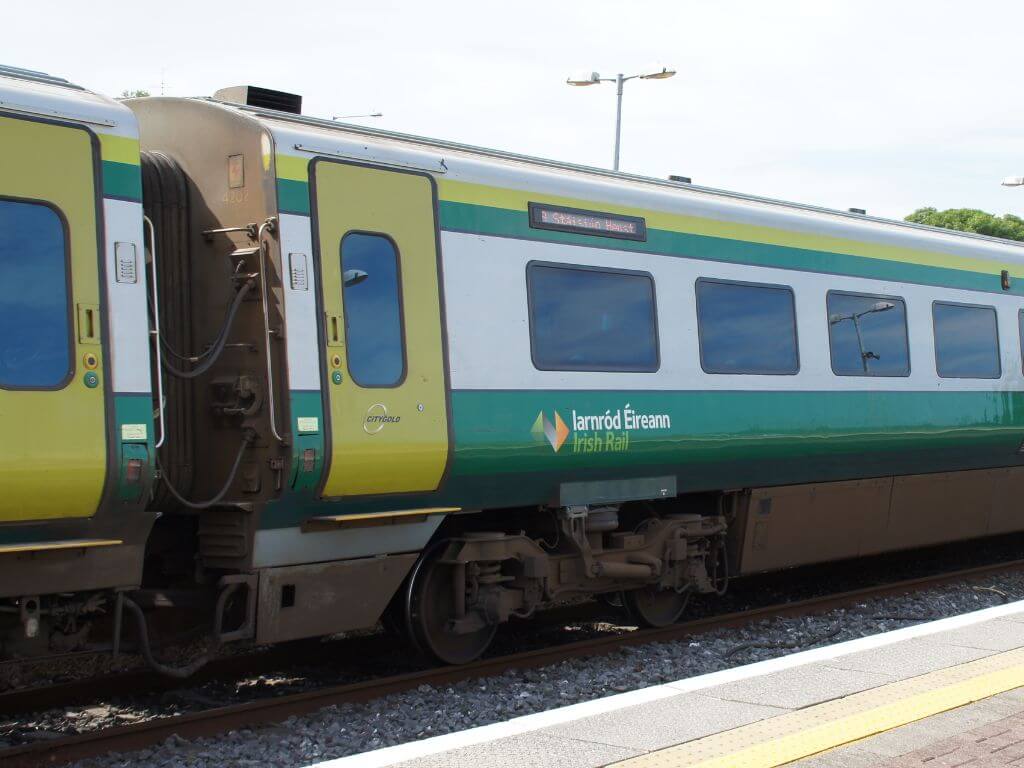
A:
[[160, 279, 254, 379], [156, 431, 254, 510], [122, 597, 215, 678]]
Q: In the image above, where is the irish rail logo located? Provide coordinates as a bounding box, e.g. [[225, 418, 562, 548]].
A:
[[531, 405, 672, 454], [531, 411, 571, 452]]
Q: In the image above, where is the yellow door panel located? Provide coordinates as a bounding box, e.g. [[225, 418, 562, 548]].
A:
[[314, 161, 449, 497], [0, 115, 107, 522]]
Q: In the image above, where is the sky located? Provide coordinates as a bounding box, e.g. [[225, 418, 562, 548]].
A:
[[7, 0, 1024, 220]]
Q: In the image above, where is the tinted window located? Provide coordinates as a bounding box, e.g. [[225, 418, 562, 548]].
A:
[[0, 200, 71, 389], [696, 279, 799, 374], [1020, 309, 1024, 374], [528, 263, 658, 371], [827, 292, 910, 376], [933, 302, 1000, 379], [340, 233, 404, 387]]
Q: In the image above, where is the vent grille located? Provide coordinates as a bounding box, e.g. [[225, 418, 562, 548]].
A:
[[213, 85, 302, 115]]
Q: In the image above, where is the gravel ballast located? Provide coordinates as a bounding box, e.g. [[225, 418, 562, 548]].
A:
[[51, 567, 1024, 768]]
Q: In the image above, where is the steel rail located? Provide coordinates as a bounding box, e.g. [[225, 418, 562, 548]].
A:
[[3, 557, 1024, 767]]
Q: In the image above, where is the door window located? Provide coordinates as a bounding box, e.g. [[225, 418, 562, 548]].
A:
[[340, 232, 405, 387], [0, 199, 71, 389]]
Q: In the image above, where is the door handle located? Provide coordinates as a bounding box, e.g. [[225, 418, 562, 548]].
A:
[[326, 313, 344, 347], [77, 303, 100, 345]]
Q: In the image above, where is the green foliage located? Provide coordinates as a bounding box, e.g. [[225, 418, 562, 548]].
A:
[[905, 207, 1024, 242], [120, 89, 150, 98]]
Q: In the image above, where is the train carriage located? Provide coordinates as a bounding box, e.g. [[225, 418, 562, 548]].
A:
[[5, 68, 1024, 667], [0, 66, 155, 652]]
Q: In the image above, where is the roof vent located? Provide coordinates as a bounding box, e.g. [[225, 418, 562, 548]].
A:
[[848, 207, 866, 215], [668, 175, 692, 184], [213, 85, 302, 115]]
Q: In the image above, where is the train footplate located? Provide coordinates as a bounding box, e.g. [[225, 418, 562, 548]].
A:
[[0, 539, 123, 555]]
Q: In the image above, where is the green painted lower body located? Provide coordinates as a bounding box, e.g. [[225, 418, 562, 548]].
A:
[[288, 390, 325, 492], [261, 388, 1024, 530], [447, 388, 1024, 506]]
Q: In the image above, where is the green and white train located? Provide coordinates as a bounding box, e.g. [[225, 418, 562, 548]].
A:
[[2, 65, 1024, 667]]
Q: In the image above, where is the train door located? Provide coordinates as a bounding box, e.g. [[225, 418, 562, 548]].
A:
[[0, 114, 108, 521], [312, 160, 450, 498]]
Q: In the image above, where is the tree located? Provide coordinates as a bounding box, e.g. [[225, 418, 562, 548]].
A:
[[120, 89, 150, 98], [905, 207, 1024, 242]]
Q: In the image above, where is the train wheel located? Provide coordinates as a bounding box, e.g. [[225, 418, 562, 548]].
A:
[[621, 585, 691, 628], [405, 543, 497, 665]]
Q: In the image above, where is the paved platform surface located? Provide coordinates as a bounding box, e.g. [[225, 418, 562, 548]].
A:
[[315, 601, 1024, 768], [792, 689, 1024, 767]]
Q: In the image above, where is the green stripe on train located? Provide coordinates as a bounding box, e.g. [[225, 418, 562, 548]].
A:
[[102, 160, 142, 201], [278, 178, 311, 216], [289, 390, 325, 491], [439, 201, 1019, 297], [275, 180, 1018, 295], [441, 389, 1024, 507], [114, 392, 154, 500]]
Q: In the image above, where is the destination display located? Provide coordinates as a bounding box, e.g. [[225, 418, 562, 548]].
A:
[[528, 202, 646, 241]]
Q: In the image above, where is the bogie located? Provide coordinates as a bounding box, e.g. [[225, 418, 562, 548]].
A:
[[400, 507, 728, 664]]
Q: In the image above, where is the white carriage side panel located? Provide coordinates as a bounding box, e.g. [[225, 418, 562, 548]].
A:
[[103, 198, 150, 393], [277, 212, 321, 391], [440, 230, 1024, 394]]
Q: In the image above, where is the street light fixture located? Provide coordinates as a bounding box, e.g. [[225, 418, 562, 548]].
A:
[[1002, 176, 1024, 187], [566, 66, 676, 171], [829, 301, 895, 373]]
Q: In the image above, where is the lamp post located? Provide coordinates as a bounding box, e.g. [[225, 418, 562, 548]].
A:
[[828, 301, 894, 373], [566, 66, 676, 171]]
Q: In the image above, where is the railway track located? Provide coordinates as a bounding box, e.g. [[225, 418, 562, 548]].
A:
[[3, 556, 1024, 768]]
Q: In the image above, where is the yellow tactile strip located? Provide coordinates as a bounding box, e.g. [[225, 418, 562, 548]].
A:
[[608, 645, 1024, 768]]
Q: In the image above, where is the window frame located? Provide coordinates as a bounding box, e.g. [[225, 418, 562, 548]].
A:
[[0, 194, 74, 392], [525, 260, 661, 373], [931, 299, 1001, 380], [825, 289, 911, 378], [339, 229, 408, 389], [695, 277, 801, 376]]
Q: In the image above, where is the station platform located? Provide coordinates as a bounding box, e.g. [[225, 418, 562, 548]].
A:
[[313, 600, 1024, 768]]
